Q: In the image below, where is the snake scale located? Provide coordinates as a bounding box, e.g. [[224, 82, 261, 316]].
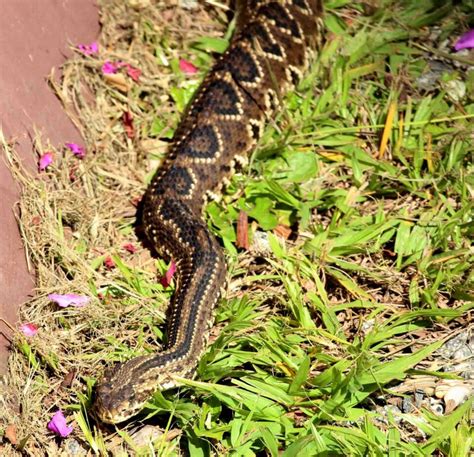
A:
[[93, 0, 323, 423]]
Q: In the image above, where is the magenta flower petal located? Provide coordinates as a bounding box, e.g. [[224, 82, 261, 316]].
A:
[[65, 142, 86, 159], [123, 243, 137, 254], [39, 152, 54, 171], [160, 260, 177, 288], [104, 256, 116, 269], [20, 323, 38, 337], [179, 59, 198, 75], [77, 41, 99, 55], [454, 29, 474, 51], [47, 410, 73, 438], [102, 60, 119, 74], [126, 65, 142, 82], [48, 293, 90, 308]]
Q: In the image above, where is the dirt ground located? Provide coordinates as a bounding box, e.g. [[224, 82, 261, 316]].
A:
[[0, 0, 99, 372]]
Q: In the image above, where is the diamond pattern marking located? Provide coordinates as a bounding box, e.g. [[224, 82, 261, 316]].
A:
[[182, 124, 221, 161], [205, 79, 243, 116], [260, 3, 302, 39], [158, 166, 196, 197], [219, 44, 262, 85]]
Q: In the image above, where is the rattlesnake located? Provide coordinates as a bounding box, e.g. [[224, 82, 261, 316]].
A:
[[93, 0, 323, 423]]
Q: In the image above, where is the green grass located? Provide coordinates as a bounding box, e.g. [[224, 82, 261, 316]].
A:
[[1, 0, 473, 455]]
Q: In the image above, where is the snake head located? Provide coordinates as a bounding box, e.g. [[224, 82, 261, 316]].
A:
[[92, 356, 162, 424]]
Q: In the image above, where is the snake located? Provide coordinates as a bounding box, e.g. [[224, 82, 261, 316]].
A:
[[93, 0, 323, 424]]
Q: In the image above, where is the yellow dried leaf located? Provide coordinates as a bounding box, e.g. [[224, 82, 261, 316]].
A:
[[103, 73, 131, 92]]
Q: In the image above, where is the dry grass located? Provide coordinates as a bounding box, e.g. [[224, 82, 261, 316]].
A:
[[1, 1, 227, 453]]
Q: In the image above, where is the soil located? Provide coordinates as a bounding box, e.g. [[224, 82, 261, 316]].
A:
[[0, 0, 99, 373]]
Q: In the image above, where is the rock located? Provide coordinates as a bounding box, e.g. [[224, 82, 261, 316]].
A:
[[130, 425, 165, 447], [444, 385, 471, 414]]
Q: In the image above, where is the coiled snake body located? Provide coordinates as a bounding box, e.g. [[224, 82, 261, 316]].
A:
[[94, 0, 323, 423]]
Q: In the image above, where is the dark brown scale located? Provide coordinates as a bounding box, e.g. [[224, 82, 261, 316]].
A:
[[215, 44, 262, 85], [154, 166, 195, 197], [181, 124, 220, 160], [260, 3, 303, 39], [93, 0, 324, 424]]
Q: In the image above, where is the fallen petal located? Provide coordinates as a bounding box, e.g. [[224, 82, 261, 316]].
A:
[[65, 142, 85, 159], [39, 152, 54, 171], [123, 243, 137, 254], [19, 323, 38, 337], [160, 260, 177, 288], [77, 41, 99, 55], [126, 65, 142, 82], [102, 60, 119, 74], [179, 58, 198, 75], [48, 293, 90, 308], [104, 256, 116, 269], [454, 29, 474, 51], [47, 410, 73, 438], [89, 42, 99, 54], [122, 111, 134, 139]]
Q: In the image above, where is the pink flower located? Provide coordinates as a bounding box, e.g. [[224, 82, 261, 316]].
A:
[[102, 60, 119, 74], [48, 293, 90, 308], [160, 260, 177, 288], [77, 41, 99, 55], [104, 256, 116, 269], [19, 323, 38, 337], [47, 410, 73, 438], [454, 29, 474, 51], [65, 142, 85, 159], [179, 59, 198, 75], [123, 243, 137, 254], [39, 152, 53, 171], [101, 60, 141, 82], [125, 65, 141, 82]]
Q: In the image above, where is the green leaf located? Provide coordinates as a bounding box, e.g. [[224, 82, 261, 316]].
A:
[[288, 356, 310, 394], [247, 197, 278, 230], [192, 36, 229, 54], [357, 340, 444, 387]]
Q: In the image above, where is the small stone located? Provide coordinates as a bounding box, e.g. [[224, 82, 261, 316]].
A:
[[435, 380, 461, 399], [252, 230, 271, 253], [443, 80, 466, 102], [414, 390, 424, 407], [62, 438, 86, 456], [361, 319, 375, 334], [440, 332, 468, 358], [452, 346, 472, 361], [383, 405, 402, 424], [401, 396, 414, 413], [131, 425, 164, 447], [429, 398, 444, 416], [416, 60, 452, 91], [443, 361, 473, 380], [444, 385, 471, 414]]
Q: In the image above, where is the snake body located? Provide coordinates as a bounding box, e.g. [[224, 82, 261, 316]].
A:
[[94, 0, 323, 423]]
